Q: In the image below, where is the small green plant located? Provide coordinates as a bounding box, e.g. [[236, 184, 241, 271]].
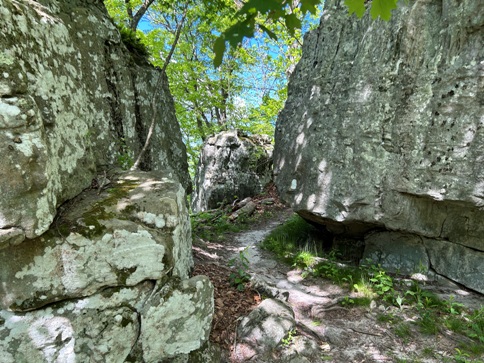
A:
[[367, 263, 394, 301], [116, 25, 150, 60], [446, 295, 465, 315], [228, 247, 251, 291], [340, 296, 372, 307], [293, 251, 316, 268], [462, 342, 484, 358], [394, 322, 412, 339], [444, 315, 466, 334], [418, 310, 440, 335], [395, 294, 405, 310], [467, 306, 484, 343], [453, 348, 471, 363], [340, 296, 354, 306], [377, 313, 396, 323], [261, 214, 322, 263], [117, 138, 133, 170], [281, 328, 297, 347], [422, 347, 435, 357], [191, 209, 255, 242], [117, 152, 133, 170]]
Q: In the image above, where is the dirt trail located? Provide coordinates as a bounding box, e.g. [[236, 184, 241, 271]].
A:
[[193, 209, 484, 363]]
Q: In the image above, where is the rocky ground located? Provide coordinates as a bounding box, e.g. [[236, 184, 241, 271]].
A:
[[191, 201, 484, 363]]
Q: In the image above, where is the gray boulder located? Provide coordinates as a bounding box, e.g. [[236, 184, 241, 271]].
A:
[[274, 0, 484, 291], [0, 0, 211, 360], [191, 130, 273, 212], [0, 0, 190, 240], [234, 298, 296, 361], [0, 171, 214, 362]]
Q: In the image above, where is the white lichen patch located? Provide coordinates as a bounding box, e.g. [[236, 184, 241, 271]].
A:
[[171, 184, 192, 278], [0, 283, 149, 362], [136, 211, 166, 228], [140, 276, 213, 361], [12, 227, 166, 304], [0, 100, 21, 127]]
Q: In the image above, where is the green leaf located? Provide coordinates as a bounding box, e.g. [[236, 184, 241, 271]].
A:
[[301, 0, 320, 15], [239, 0, 285, 15], [370, 0, 397, 21], [223, 16, 256, 48], [213, 35, 226, 68], [344, 0, 366, 18], [259, 24, 278, 41], [284, 13, 302, 36]]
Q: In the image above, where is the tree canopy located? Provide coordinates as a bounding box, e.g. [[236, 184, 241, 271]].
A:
[[105, 0, 326, 173], [104, 0, 398, 173]]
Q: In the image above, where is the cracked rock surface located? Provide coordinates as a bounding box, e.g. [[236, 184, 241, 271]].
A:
[[274, 0, 484, 293], [0, 171, 214, 362]]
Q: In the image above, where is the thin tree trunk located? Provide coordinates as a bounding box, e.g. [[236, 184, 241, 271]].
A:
[[130, 5, 188, 171], [129, 0, 157, 31]]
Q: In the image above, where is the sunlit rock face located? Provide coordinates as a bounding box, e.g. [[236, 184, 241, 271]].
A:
[[0, 171, 214, 361], [192, 130, 273, 212], [0, 0, 190, 241], [274, 0, 484, 292], [0, 0, 211, 360]]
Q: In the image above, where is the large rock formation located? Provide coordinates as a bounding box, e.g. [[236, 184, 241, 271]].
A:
[[274, 0, 484, 292], [0, 0, 212, 361], [0, 171, 213, 361], [192, 130, 273, 212], [0, 0, 190, 242]]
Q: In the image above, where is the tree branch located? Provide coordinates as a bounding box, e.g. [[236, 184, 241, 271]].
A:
[[125, 0, 134, 22], [130, 0, 157, 31], [130, 4, 189, 171]]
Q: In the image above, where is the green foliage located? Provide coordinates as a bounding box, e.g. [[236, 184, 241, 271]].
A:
[[281, 328, 297, 347], [261, 214, 326, 265], [394, 322, 412, 339], [370, 0, 398, 21], [367, 263, 394, 300], [453, 348, 471, 363], [105, 0, 323, 176], [467, 307, 484, 344], [261, 216, 484, 359], [191, 210, 247, 242], [117, 138, 134, 170], [344, 0, 365, 17], [446, 295, 466, 315], [229, 247, 251, 291], [405, 282, 444, 310], [340, 296, 372, 307], [294, 251, 316, 268], [117, 152, 133, 170], [215, 0, 404, 66], [116, 25, 150, 60], [417, 310, 439, 335], [214, 0, 321, 67]]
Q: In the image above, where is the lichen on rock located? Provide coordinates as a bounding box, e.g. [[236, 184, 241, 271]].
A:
[[274, 0, 484, 292], [191, 130, 273, 212], [0, 0, 190, 240], [0, 0, 211, 359]]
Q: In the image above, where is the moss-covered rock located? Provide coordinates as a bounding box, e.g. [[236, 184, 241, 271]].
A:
[[0, 171, 192, 312], [0, 0, 190, 240]]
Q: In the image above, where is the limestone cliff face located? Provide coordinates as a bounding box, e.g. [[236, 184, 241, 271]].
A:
[[0, 0, 190, 241], [274, 0, 484, 292]]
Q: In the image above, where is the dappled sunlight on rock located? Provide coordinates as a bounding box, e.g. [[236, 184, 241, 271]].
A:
[[273, 0, 484, 294]]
